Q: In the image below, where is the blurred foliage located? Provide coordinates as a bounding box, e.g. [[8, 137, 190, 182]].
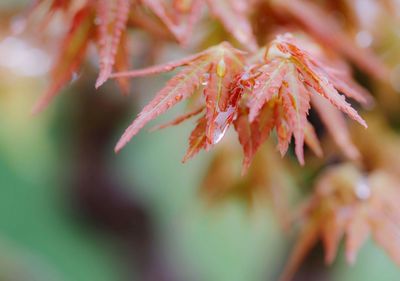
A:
[[0, 77, 124, 281], [1, 1, 400, 281]]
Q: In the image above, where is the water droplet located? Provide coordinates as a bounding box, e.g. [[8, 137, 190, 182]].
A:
[[211, 106, 235, 144], [241, 72, 250, 80], [70, 72, 80, 84], [355, 30, 373, 48], [201, 73, 210, 86], [10, 16, 26, 35], [94, 17, 102, 25], [212, 127, 227, 144], [355, 178, 371, 200]]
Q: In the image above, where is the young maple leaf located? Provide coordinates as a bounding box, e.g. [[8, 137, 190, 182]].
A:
[[236, 34, 368, 167], [112, 42, 246, 160], [280, 164, 400, 281]]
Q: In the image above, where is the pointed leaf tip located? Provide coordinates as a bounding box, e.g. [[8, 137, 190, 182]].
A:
[[31, 102, 44, 116], [96, 0, 130, 90], [298, 156, 305, 166], [31, 91, 54, 115], [114, 138, 126, 154], [114, 121, 142, 153], [95, 75, 108, 89]]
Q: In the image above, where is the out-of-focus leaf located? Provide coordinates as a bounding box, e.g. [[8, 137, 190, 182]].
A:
[[271, 0, 389, 81], [32, 5, 94, 113], [206, 0, 258, 51], [281, 164, 400, 280], [95, 0, 131, 88]]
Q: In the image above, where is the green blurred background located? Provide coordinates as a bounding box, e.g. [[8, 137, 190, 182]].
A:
[[0, 1, 399, 281]]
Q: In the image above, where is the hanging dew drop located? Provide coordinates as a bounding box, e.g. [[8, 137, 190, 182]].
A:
[[211, 106, 235, 144], [201, 73, 210, 86], [94, 17, 102, 25], [355, 177, 371, 200], [212, 127, 228, 144], [70, 72, 80, 84]]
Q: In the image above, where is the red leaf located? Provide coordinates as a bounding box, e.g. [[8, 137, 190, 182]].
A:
[[311, 94, 360, 160], [281, 63, 311, 165], [233, 105, 259, 173], [140, 0, 203, 44], [32, 6, 94, 114], [206, 0, 258, 51], [324, 64, 374, 107], [274, 98, 293, 157], [203, 44, 245, 146], [110, 50, 208, 78], [234, 98, 279, 172], [114, 42, 246, 153], [371, 215, 400, 266], [150, 106, 204, 131], [275, 35, 367, 128], [95, 0, 131, 88], [321, 212, 344, 264], [28, 0, 72, 32], [345, 212, 370, 264], [280, 220, 320, 281], [114, 60, 209, 152], [247, 60, 287, 122], [234, 34, 368, 165], [182, 115, 207, 162], [272, 0, 389, 81], [304, 121, 323, 157], [113, 33, 132, 94]]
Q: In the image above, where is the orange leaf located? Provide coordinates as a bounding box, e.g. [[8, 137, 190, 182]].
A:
[[272, 0, 389, 80], [114, 60, 209, 152], [280, 220, 320, 281], [32, 5, 94, 114], [182, 115, 207, 162], [206, 0, 258, 51], [113, 42, 246, 153], [95, 0, 131, 88], [311, 94, 360, 160]]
